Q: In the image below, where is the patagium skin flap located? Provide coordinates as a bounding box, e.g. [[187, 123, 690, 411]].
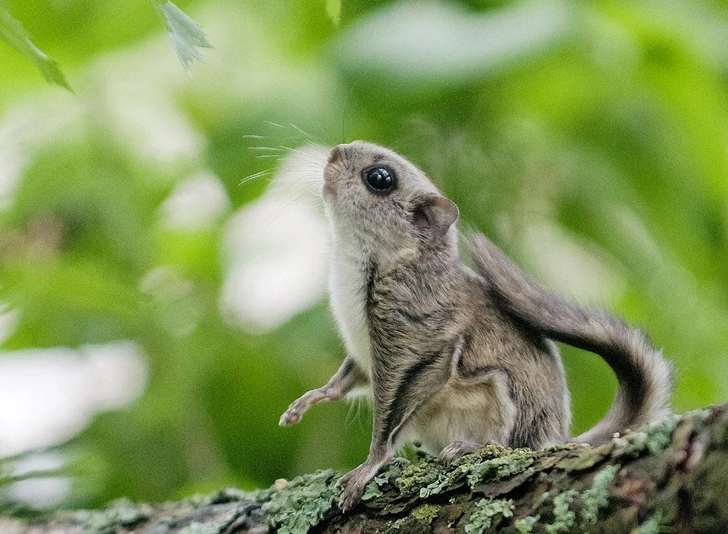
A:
[[279, 141, 673, 512]]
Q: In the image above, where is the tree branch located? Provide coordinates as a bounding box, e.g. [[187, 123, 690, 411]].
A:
[[4, 404, 727, 533]]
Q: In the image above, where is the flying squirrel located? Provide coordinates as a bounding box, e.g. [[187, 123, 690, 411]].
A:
[[279, 141, 673, 512]]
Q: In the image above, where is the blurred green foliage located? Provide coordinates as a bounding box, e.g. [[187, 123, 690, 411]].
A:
[[0, 0, 727, 513]]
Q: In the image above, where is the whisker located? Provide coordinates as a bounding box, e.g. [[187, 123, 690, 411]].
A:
[[263, 120, 286, 130], [277, 146, 328, 166], [287, 173, 324, 185], [268, 180, 320, 197], [253, 149, 324, 169], [268, 171, 318, 199], [263, 191, 309, 231], [275, 158, 325, 174], [288, 122, 325, 145], [238, 138, 328, 227], [239, 169, 273, 186], [341, 82, 360, 143], [248, 146, 288, 152]]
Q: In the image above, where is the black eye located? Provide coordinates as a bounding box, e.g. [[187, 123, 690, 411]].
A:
[[363, 166, 396, 194]]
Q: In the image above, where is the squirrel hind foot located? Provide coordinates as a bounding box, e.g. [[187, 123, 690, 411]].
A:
[[439, 440, 487, 465]]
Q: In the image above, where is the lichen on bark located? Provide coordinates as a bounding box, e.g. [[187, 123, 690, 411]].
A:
[[3, 405, 727, 533]]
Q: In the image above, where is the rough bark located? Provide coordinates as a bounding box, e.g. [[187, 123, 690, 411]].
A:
[[3, 404, 727, 534]]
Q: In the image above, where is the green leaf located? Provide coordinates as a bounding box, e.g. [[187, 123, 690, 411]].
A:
[[0, 2, 71, 90], [326, 0, 341, 26], [333, 2, 572, 88], [155, 1, 212, 72]]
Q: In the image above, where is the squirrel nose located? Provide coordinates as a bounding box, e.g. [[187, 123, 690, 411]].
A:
[[328, 145, 345, 164]]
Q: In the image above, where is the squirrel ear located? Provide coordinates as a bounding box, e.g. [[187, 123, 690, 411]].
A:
[[412, 195, 459, 239]]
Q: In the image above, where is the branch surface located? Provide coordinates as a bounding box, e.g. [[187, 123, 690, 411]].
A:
[[3, 404, 727, 533]]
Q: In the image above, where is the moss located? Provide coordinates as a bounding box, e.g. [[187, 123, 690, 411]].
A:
[[463, 498, 514, 534], [261, 470, 339, 534], [411, 503, 440, 524]]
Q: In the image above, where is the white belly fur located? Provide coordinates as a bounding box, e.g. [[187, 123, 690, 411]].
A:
[[412, 376, 516, 453], [328, 245, 371, 378]]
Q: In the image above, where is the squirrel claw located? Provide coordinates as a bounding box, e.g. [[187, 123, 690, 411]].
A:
[[439, 440, 485, 465], [278, 411, 299, 426], [336, 460, 383, 512]]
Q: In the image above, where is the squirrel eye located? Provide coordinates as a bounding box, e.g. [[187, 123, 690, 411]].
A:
[[363, 166, 396, 194]]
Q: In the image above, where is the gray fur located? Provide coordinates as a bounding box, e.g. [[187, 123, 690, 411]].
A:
[[279, 141, 673, 512], [468, 234, 673, 444]]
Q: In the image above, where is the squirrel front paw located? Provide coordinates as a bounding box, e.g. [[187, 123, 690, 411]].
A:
[[279, 389, 324, 426], [278, 402, 304, 426]]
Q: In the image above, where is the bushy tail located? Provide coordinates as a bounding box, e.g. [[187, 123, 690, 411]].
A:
[[468, 234, 673, 445]]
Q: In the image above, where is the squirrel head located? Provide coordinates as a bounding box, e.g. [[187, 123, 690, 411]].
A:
[[323, 141, 459, 261]]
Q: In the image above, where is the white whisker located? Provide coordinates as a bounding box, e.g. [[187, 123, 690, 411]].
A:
[[239, 169, 273, 186], [288, 122, 325, 145], [248, 146, 287, 152], [263, 191, 310, 231]]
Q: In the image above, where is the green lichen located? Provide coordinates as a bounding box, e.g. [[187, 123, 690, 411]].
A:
[[634, 512, 664, 534], [543, 463, 620, 533], [361, 484, 382, 500], [72, 499, 155, 533], [395, 456, 445, 497], [466, 453, 535, 489], [390, 517, 407, 530], [555, 444, 612, 471], [261, 470, 339, 534], [179, 522, 223, 534], [361, 473, 386, 501], [67, 489, 260, 534], [613, 414, 680, 457], [464, 498, 514, 534], [187, 486, 250, 506], [580, 464, 620, 524], [513, 515, 539, 533], [393, 445, 541, 501], [412, 503, 440, 524], [419, 463, 469, 498], [397, 446, 538, 500], [545, 489, 577, 533]]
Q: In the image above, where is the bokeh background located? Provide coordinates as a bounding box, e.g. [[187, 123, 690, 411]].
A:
[[0, 0, 727, 513]]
